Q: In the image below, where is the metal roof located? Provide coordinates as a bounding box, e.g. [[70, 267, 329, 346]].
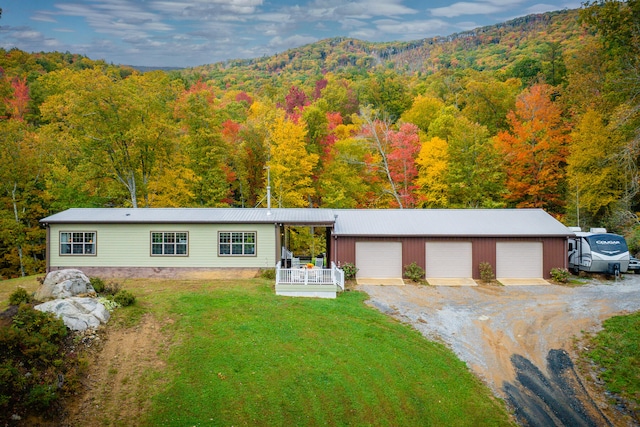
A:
[[40, 208, 572, 237], [332, 209, 572, 237], [40, 208, 337, 225]]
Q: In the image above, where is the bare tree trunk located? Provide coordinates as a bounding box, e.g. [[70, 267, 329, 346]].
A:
[[361, 108, 404, 208], [11, 182, 26, 277]]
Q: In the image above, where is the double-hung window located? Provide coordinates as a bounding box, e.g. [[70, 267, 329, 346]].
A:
[[151, 232, 188, 256], [60, 231, 96, 255], [219, 232, 256, 256]]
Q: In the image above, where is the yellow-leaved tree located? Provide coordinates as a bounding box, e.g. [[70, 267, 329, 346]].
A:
[[415, 136, 449, 208], [566, 109, 624, 225], [267, 116, 319, 208]]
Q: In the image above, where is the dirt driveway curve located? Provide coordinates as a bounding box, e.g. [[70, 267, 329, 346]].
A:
[[359, 277, 640, 426]]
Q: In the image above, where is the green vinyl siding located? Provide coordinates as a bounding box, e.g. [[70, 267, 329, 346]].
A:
[[48, 223, 277, 269]]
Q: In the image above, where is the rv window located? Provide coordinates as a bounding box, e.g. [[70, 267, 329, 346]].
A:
[[585, 235, 628, 256], [568, 242, 573, 251]]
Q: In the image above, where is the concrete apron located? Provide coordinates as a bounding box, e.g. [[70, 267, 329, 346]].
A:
[[426, 278, 478, 286], [497, 278, 551, 286], [356, 278, 405, 286]]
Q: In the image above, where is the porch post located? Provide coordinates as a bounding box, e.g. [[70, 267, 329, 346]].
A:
[[275, 224, 282, 266], [326, 226, 332, 266]]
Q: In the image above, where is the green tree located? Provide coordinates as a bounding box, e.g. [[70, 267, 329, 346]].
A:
[[39, 69, 181, 208], [460, 73, 521, 134], [446, 117, 505, 208], [318, 123, 371, 208], [358, 70, 412, 121], [400, 95, 445, 133], [174, 80, 233, 206], [0, 120, 47, 276]]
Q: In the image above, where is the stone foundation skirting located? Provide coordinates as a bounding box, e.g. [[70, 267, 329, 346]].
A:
[[48, 266, 263, 280]]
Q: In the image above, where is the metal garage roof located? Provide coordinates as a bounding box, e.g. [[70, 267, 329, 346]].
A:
[[332, 209, 572, 237], [40, 208, 337, 225]]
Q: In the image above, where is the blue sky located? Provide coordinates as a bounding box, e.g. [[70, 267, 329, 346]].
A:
[[0, 0, 579, 68]]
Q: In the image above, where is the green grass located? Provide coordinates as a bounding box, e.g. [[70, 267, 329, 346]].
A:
[[584, 312, 640, 408], [0, 275, 41, 310], [140, 279, 512, 426], [1, 277, 513, 426]]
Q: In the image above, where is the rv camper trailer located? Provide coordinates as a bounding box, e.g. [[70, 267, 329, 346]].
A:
[[568, 227, 630, 275]]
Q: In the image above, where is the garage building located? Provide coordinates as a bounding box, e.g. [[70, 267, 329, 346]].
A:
[[331, 209, 571, 281]]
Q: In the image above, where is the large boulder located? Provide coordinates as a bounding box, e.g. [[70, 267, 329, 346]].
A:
[[35, 297, 110, 331], [35, 269, 94, 301]]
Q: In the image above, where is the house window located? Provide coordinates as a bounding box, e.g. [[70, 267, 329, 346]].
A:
[[60, 231, 96, 255], [219, 232, 256, 256], [151, 232, 188, 256]]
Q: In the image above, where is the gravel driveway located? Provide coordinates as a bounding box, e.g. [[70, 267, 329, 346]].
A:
[[359, 276, 640, 426]]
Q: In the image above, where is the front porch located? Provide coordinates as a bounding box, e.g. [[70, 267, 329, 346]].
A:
[[275, 261, 345, 298]]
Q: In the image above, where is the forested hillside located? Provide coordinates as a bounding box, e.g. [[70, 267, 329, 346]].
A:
[[1, 2, 639, 278]]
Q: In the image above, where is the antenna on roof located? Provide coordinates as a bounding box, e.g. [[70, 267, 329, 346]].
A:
[[265, 166, 271, 215]]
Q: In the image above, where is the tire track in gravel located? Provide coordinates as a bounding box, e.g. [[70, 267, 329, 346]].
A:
[[359, 278, 640, 426]]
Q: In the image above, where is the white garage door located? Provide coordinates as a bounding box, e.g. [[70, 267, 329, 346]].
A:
[[355, 242, 402, 278], [425, 242, 472, 278], [496, 241, 543, 278]]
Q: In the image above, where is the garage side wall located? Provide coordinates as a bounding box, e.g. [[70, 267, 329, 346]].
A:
[[333, 236, 567, 279]]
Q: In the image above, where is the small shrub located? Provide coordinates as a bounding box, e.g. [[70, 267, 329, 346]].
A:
[[113, 290, 136, 307], [8, 287, 32, 306], [98, 296, 120, 312], [479, 262, 495, 282], [0, 305, 72, 421], [551, 267, 570, 283], [260, 268, 276, 280], [102, 281, 121, 296], [90, 277, 106, 293], [341, 263, 358, 280], [404, 262, 425, 282]]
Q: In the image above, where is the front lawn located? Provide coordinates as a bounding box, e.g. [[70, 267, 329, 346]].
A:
[[137, 279, 512, 426], [0, 277, 513, 425]]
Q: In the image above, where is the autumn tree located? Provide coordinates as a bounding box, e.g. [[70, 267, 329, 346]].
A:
[[415, 136, 449, 208], [358, 70, 412, 120], [266, 115, 319, 208], [386, 122, 422, 208], [566, 109, 624, 226], [174, 80, 233, 207], [447, 117, 505, 207], [316, 73, 359, 122], [494, 83, 569, 214], [240, 100, 280, 207], [358, 108, 422, 208], [400, 95, 445, 133], [39, 69, 181, 208], [460, 72, 521, 134], [0, 119, 47, 276]]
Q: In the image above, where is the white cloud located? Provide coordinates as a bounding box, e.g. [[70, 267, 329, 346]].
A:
[[430, 2, 504, 18], [375, 19, 450, 37], [304, 0, 417, 21], [31, 12, 58, 23], [267, 34, 318, 50], [524, 2, 579, 14]]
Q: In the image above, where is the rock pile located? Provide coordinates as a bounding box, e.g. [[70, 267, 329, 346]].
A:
[[34, 269, 109, 331], [34, 269, 95, 301]]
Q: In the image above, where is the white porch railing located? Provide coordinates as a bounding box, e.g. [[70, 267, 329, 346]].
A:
[[276, 261, 345, 291]]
